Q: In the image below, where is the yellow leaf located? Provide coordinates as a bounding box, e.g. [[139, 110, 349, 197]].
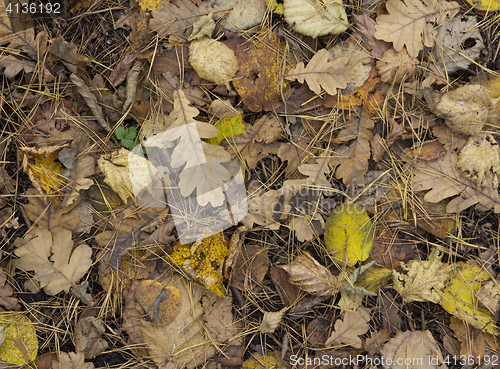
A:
[[441, 262, 497, 335], [170, 232, 228, 296], [21, 146, 66, 197], [207, 114, 246, 145], [134, 280, 182, 325], [463, 0, 499, 10], [324, 204, 373, 266], [355, 264, 392, 293], [242, 351, 289, 369], [0, 314, 38, 365], [139, 0, 162, 11]]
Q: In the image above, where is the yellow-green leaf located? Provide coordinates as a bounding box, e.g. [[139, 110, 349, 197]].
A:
[[207, 114, 246, 145], [324, 204, 373, 266], [139, 0, 162, 10], [441, 262, 497, 335], [0, 314, 38, 365], [242, 351, 289, 369]]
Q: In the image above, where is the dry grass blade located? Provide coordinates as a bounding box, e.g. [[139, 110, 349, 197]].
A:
[[279, 253, 338, 296]]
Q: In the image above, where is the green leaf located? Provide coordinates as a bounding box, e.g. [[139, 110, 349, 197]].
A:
[[115, 127, 126, 140], [124, 127, 137, 140], [324, 204, 373, 266], [121, 139, 136, 149]]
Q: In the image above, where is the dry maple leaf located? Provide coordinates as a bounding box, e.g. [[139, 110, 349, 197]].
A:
[[0, 269, 19, 310], [286, 49, 355, 95], [52, 352, 94, 369], [374, 0, 460, 58], [279, 253, 338, 297], [149, 0, 228, 40], [331, 114, 374, 186], [380, 330, 447, 368], [411, 150, 500, 213], [13, 227, 92, 296], [324, 308, 371, 348], [392, 248, 452, 304]]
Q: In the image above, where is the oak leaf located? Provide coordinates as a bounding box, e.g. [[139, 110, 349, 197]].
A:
[[52, 352, 94, 369], [376, 47, 419, 83], [392, 248, 452, 304], [279, 253, 338, 297], [329, 42, 372, 93], [285, 49, 355, 95], [380, 330, 447, 368], [374, 0, 460, 58], [324, 308, 371, 348], [13, 227, 92, 295], [411, 150, 500, 213], [49, 36, 91, 66], [351, 14, 391, 58], [331, 115, 374, 186], [0, 54, 35, 79]]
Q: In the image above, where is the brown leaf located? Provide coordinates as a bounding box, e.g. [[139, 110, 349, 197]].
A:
[[272, 84, 319, 113], [23, 188, 81, 234], [277, 135, 313, 176], [202, 294, 242, 343], [231, 33, 291, 112], [231, 244, 269, 291], [380, 291, 402, 333], [380, 330, 446, 368], [109, 53, 138, 87], [149, 0, 228, 40], [52, 352, 94, 369], [351, 14, 391, 58], [307, 316, 330, 347], [75, 317, 108, 359], [475, 279, 500, 315], [49, 36, 91, 66], [0, 54, 35, 79], [450, 316, 498, 363], [224, 226, 248, 278], [0, 269, 19, 310], [134, 280, 182, 325], [331, 114, 374, 186], [122, 282, 147, 352], [270, 265, 300, 307], [279, 253, 337, 297], [432, 125, 467, 152], [221, 114, 283, 170], [95, 206, 168, 268], [411, 150, 500, 213], [370, 228, 415, 269], [376, 47, 419, 83], [405, 139, 446, 161], [325, 308, 371, 348], [365, 329, 391, 356], [70, 74, 111, 132]]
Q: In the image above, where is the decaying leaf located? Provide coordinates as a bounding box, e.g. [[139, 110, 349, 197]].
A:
[[217, 0, 266, 32], [331, 115, 374, 186], [283, 0, 348, 37], [49, 36, 91, 66], [429, 84, 499, 137], [456, 132, 500, 190], [329, 42, 372, 93], [260, 309, 286, 334], [431, 16, 484, 75], [170, 232, 228, 296], [202, 293, 242, 344], [231, 243, 269, 290], [52, 352, 94, 369], [0, 314, 38, 365], [450, 316, 498, 362], [0, 54, 35, 79], [279, 253, 338, 297], [370, 228, 415, 269], [376, 47, 419, 83], [14, 227, 93, 295], [134, 280, 183, 325], [392, 248, 452, 304], [286, 49, 355, 95], [325, 308, 371, 348], [188, 14, 238, 88], [441, 262, 497, 335], [0, 269, 19, 310], [475, 279, 500, 315], [351, 14, 391, 58], [374, 0, 460, 58], [75, 317, 108, 359], [411, 150, 500, 213], [338, 262, 378, 312], [380, 330, 447, 369], [404, 139, 446, 161], [324, 203, 373, 266], [242, 351, 288, 369], [232, 33, 290, 112], [148, 0, 228, 40]]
